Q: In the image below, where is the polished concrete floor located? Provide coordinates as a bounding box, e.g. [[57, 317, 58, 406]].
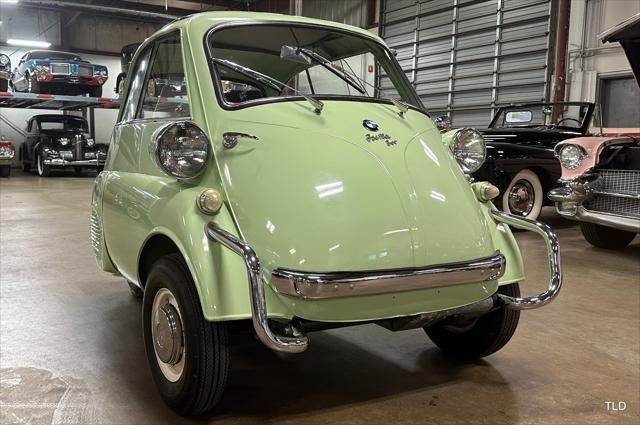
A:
[[1, 171, 639, 425]]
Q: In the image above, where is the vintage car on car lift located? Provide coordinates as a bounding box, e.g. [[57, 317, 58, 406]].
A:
[[0, 136, 15, 177], [20, 114, 108, 176], [549, 13, 640, 249], [10, 50, 108, 97], [91, 12, 562, 416], [0, 54, 11, 92], [463, 102, 596, 221]]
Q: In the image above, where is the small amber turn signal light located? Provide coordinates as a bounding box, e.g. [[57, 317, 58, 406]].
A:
[[197, 189, 223, 214], [473, 181, 500, 202]]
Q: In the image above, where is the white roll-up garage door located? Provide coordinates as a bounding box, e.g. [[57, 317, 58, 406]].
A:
[[380, 0, 555, 126]]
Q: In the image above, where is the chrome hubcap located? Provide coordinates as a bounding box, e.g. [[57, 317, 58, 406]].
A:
[[508, 180, 535, 216], [151, 288, 185, 382]]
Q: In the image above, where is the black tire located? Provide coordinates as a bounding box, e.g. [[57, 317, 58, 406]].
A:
[[97, 165, 104, 174], [21, 160, 30, 173], [36, 152, 51, 177], [74, 166, 84, 176], [425, 283, 521, 360], [0, 79, 8, 92], [0, 165, 10, 177], [127, 280, 143, 298], [88, 86, 102, 97], [580, 222, 636, 249], [143, 253, 229, 417]]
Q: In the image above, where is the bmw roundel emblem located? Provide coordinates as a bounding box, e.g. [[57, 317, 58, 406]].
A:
[[363, 119, 379, 131]]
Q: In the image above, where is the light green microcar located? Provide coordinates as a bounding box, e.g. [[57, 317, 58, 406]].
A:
[[91, 12, 562, 416]]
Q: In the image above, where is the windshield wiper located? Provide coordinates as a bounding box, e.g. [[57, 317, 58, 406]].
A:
[[212, 58, 324, 114], [294, 47, 367, 95]]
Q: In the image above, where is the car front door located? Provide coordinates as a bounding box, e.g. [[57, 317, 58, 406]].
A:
[[102, 31, 191, 282]]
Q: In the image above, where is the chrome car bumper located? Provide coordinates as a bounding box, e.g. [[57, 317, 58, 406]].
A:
[[205, 210, 562, 352], [549, 177, 640, 233], [43, 158, 104, 167]]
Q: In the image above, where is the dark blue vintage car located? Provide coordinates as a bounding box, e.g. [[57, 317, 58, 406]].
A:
[[10, 50, 108, 97]]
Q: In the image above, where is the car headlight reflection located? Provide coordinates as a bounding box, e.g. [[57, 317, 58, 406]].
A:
[[451, 128, 486, 174], [556, 144, 587, 169]]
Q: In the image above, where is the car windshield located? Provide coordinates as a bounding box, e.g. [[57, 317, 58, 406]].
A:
[[207, 24, 422, 109], [38, 117, 87, 131], [490, 103, 594, 131], [29, 51, 82, 61]]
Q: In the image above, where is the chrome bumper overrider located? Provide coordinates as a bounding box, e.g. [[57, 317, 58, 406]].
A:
[[204, 210, 561, 352], [490, 210, 562, 310], [44, 158, 104, 166], [205, 223, 309, 353]]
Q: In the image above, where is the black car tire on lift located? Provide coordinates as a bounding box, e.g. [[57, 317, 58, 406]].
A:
[[88, 86, 103, 98], [0, 79, 8, 92], [27, 74, 40, 94], [0, 165, 10, 177]]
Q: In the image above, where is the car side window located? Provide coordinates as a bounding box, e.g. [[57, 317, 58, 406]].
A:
[[119, 46, 153, 123], [139, 33, 189, 119]]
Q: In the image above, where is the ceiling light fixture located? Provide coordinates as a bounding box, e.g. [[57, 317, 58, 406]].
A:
[[0, 0, 20, 4], [7, 39, 51, 48]]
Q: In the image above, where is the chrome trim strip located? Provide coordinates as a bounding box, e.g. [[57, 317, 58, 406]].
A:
[[43, 159, 104, 166], [271, 252, 505, 300], [570, 206, 639, 233], [592, 189, 640, 200], [490, 210, 562, 310], [204, 222, 308, 353]]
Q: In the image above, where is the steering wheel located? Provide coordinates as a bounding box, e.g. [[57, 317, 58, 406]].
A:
[[556, 118, 581, 126]]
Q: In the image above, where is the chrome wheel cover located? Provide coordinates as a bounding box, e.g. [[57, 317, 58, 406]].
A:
[[151, 288, 185, 382], [508, 179, 535, 216]]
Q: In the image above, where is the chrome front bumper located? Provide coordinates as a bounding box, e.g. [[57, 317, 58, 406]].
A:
[[44, 158, 104, 167], [549, 183, 640, 233], [205, 210, 562, 352]]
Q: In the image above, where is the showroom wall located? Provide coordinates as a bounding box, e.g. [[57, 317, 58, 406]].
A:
[[567, 0, 640, 127]]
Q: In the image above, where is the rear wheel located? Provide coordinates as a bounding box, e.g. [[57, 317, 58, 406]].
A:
[[36, 152, 51, 177], [21, 160, 30, 173], [143, 253, 229, 416], [0, 79, 8, 92], [425, 283, 521, 360], [502, 169, 543, 221], [580, 222, 636, 249], [0, 165, 10, 177]]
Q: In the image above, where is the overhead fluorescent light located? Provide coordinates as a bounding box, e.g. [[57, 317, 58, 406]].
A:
[[0, 0, 20, 4], [7, 39, 51, 48]]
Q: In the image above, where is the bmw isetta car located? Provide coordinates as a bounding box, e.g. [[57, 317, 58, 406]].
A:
[[91, 12, 562, 416]]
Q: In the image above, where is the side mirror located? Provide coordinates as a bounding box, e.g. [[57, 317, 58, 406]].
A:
[[434, 115, 452, 133]]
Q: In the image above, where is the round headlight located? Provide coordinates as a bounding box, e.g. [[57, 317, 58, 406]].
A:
[[154, 121, 210, 179], [0, 54, 9, 67], [556, 144, 586, 169], [451, 128, 486, 174], [58, 137, 70, 146], [86, 138, 95, 147]]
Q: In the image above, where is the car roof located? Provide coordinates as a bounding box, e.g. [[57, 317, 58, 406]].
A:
[[157, 11, 383, 45], [32, 114, 87, 121]]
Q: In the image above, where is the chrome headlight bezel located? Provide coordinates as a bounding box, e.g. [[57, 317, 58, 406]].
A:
[[555, 144, 587, 170], [152, 121, 210, 179], [0, 54, 10, 67], [450, 128, 486, 174]]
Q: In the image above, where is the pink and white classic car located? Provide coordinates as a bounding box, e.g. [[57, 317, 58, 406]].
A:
[[548, 14, 640, 249]]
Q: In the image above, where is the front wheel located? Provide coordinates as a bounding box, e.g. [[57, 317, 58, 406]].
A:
[[425, 283, 521, 360], [143, 253, 229, 416], [36, 152, 51, 177], [580, 222, 636, 249], [0, 165, 10, 177], [502, 169, 543, 221]]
